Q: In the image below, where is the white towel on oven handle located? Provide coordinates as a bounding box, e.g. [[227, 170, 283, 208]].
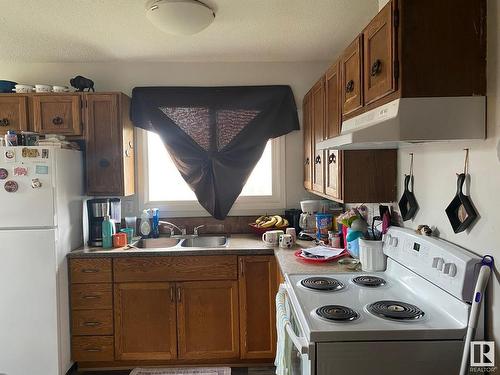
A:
[[275, 284, 290, 375]]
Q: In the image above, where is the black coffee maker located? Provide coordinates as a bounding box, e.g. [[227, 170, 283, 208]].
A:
[[87, 198, 121, 246]]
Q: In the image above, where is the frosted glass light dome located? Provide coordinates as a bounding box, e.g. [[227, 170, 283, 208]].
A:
[[145, 0, 215, 35]]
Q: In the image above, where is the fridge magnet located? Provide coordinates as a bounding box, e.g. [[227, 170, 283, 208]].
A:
[[4, 180, 18, 193], [4, 149, 16, 162], [0, 168, 8, 180], [13, 166, 28, 176], [35, 165, 49, 174], [42, 149, 49, 159], [22, 148, 40, 158], [31, 178, 42, 189]]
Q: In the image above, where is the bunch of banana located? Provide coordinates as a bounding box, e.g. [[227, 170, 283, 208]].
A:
[[254, 215, 289, 229]]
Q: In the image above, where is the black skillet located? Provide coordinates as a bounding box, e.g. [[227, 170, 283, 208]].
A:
[[398, 175, 419, 221], [445, 173, 478, 233]]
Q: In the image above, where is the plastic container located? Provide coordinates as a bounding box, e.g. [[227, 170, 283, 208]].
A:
[[120, 228, 134, 244], [113, 232, 128, 248], [346, 228, 360, 258], [359, 239, 386, 271], [315, 213, 333, 241], [139, 209, 151, 238], [102, 215, 116, 249], [5, 131, 17, 146]]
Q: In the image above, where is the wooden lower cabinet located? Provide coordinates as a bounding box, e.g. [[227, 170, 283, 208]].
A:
[[238, 256, 278, 359], [177, 280, 239, 360], [114, 282, 177, 361]]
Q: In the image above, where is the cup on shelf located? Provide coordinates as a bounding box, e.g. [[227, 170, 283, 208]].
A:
[[52, 85, 70, 93], [13, 84, 34, 93], [33, 84, 52, 93]]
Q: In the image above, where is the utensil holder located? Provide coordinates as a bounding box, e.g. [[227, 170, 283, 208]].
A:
[[359, 239, 386, 272]]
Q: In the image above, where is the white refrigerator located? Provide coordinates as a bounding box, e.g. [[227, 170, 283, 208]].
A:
[[0, 146, 84, 375]]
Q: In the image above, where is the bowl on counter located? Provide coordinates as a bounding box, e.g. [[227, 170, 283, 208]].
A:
[[0, 80, 17, 93]]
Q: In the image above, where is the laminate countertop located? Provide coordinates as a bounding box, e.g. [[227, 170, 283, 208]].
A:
[[68, 234, 357, 275]]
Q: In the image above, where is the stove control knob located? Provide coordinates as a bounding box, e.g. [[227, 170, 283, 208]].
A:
[[432, 257, 444, 270], [444, 263, 457, 277]]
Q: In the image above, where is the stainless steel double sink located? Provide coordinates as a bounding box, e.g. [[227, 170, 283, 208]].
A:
[[132, 235, 228, 250]]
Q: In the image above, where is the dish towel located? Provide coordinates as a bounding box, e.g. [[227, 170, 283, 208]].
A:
[[275, 284, 290, 375]]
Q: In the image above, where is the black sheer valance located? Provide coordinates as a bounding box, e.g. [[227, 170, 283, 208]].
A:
[[131, 85, 299, 219]]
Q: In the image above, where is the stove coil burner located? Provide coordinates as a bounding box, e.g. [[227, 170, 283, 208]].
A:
[[316, 305, 359, 322], [368, 300, 425, 321], [352, 275, 387, 287], [300, 277, 345, 291]]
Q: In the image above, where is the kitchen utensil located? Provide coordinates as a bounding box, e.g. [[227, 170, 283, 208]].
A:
[[0, 80, 17, 93], [294, 248, 347, 263], [459, 255, 494, 375], [262, 230, 284, 246], [249, 222, 288, 236], [398, 153, 419, 221], [279, 234, 294, 249], [445, 173, 478, 233], [120, 228, 134, 244], [359, 239, 386, 271]]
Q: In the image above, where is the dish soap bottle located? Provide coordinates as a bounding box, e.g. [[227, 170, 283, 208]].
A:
[[102, 215, 115, 249], [139, 209, 152, 239]]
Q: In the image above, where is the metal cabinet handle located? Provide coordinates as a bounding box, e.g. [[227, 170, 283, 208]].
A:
[[81, 268, 99, 273], [240, 258, 244, 276], [82, 295, 100, 299], [83, 321, 101, 327], [370, 59, 382, 76], [52, 116, 64, 125], [177, 287, 181, 303], [304, 157, 310, 166], [345, 79, 355, 93], [0, 118, 9, 126], [85, 348, 102, 352], [328, 153, 337, 164], [315, 155, 321, 164], [170, 286, 174, 302]]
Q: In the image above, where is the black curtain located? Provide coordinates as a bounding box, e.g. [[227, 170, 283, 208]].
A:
[[131, 85, 299, 219]]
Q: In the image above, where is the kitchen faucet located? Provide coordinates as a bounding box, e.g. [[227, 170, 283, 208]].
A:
[[159, 221, 186, 237], [193, 224, 205, 236]]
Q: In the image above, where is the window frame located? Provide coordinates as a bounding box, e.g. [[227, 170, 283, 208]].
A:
[[137, 128, 286, 217]]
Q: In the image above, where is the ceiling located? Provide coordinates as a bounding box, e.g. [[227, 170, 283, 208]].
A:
[[0, 0, 378, 63]]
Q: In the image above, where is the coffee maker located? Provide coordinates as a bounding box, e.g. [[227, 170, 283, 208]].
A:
[[298, 200, 322, 240], [86, 198, 121, 246]]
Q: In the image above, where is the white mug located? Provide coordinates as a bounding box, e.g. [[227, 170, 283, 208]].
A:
[[52, 85, 69, 93], [13, 84, 34, 93], [34, 84, 52, 93], [262, 230, 284, 246], [279, 234, 294, 249], [285, 227, 297, 243]]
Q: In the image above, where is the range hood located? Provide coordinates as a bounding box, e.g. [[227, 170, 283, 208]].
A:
[[317, 97, 486, 150]]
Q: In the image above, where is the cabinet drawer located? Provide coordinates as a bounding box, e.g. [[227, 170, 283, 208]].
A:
[[71, 283, 112, 310], [72, 310, 113, 335], [72, 336, 114, 362], [70, 258, 112, 284], [114, 256, 238, 282]]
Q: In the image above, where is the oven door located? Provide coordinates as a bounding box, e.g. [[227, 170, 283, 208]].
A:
[[276, 284, 315, 375]]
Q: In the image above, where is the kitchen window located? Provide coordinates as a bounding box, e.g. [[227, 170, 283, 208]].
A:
[[138, 129, 286, 216]]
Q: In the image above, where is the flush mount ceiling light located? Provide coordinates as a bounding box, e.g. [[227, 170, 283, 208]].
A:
[[145, 0, 215, 35]]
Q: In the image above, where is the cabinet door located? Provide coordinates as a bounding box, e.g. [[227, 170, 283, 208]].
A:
[[85, 94, 123, 195], [311, 78, 325, 193], [114, 282, 177, 361], [238, 256, 278, 359], [0, 96, 28, 135], [302, 92, 313, 190], [325, 150, 342, 200], [363, 1, 395, 105], [177, 280, 239, 360], [325, 61, 341, 139], [32, 94, 82, 135], [341, 36, 363, 116]]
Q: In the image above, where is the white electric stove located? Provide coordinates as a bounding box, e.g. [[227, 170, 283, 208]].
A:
[[277, 227, 484, 375]]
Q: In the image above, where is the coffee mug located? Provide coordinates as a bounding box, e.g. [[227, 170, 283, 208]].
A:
[[285, 227, 297, 243], [13, 84, 34, 93], [52, 85, 69, 93], [262, 230, 284, 246], [279, 234, 294, 249], [34, 84, 52, 93]]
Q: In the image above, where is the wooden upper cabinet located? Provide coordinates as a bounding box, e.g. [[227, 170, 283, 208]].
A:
[[32, 94, 82, 135], [302, 92, 313, 190], [341, 36, 363, 116], [177, 280, 239, 360], [325, 150, 342, 200], [311, 78, 325, 193], [363, 1, 395, 105], [85, 93, 135, 196], [114, 282, 177, 361], [325, 62, 341, 138], [0, 96, 28, 135], [238, 256, 278, 360]]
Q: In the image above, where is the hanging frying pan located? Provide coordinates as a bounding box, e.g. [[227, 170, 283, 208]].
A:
[[445, 173, 478, 233], [398, 175, 419, 221]]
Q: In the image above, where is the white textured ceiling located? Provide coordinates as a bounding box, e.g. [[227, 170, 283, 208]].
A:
[[0, 0, 378, 63]]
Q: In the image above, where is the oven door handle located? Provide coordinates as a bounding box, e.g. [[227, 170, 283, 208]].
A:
[[277, 285, 310, 355]]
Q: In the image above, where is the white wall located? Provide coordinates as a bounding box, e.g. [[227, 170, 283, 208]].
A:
[[396, 0, 500, 352], [0, 61, 328, 213]]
